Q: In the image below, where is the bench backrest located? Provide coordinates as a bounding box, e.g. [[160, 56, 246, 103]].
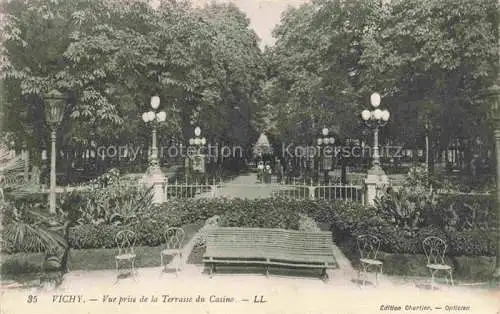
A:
[[205, 227, 335, 263]]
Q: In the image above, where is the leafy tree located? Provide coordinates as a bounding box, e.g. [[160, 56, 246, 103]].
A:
[[266, 0, 380, 145], [266, 0, 497, 180], [359, 0, 498, 174], [1, 0, 266, 179]]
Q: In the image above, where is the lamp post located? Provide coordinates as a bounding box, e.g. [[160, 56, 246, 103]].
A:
[[188, 126, 207, 175], [142, 96, 166, 167], [317, 128, 335, 183], [142, 96, 166, 204], [44, 89, 65, 214], [361, 92, 391, 205]]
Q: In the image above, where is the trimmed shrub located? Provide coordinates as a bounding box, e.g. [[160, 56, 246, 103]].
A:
[[447, 229, 496, 256], [218, 198, 300, 230], [431, 194, 497, 231], [68, 224, 124, 249], [298, 213, 320, 232]]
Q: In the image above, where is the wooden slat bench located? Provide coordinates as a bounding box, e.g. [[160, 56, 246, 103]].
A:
[[203, 227, 337, 282]]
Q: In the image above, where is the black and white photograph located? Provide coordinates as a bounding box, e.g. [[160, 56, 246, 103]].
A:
[[0, 0, 499, 313]]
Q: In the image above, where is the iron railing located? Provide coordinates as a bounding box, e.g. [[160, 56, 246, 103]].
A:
[[163, 177, 365, 203]]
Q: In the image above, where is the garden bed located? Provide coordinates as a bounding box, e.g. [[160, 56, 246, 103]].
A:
[[338, 245, 496, 282], [1, 221, 204, 278]]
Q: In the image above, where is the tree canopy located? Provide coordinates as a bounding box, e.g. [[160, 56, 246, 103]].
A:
[[265, 0, 498, 153], [0, 0, 266, 169]]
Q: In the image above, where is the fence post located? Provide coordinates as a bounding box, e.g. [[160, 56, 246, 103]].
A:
[[163, 177, 168, 201], [211, 177, 217, 198]]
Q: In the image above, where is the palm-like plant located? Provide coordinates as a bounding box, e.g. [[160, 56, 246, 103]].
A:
[[0, 142, 25, 201], [374, 189, 423, 230], [1, 200, 73, 286], [0, 139, 72, 273], [66, 183, 154, 226], [2, 206, 64, 253], [374, 166, 440, 234]]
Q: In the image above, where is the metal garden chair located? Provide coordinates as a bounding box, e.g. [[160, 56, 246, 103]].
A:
[[160, 227, 185, 275], [115, 230, 137, 282], [422, 236, 454, 289], [357, 235, 383, 286]]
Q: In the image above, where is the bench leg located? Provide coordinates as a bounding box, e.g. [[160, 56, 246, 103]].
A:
[[265, 265, 269, 278], [209, 263, 215, 278], [321, 268, 329, 283]]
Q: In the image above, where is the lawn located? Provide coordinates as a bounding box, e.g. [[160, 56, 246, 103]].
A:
[[0, 221, 204, 279]]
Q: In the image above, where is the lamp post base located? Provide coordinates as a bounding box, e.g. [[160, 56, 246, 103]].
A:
[[144, 164, 165, 204], [364, 166, 390, 206]]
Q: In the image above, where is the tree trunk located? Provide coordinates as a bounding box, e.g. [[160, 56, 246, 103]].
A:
[[428, 140, 435, 176]]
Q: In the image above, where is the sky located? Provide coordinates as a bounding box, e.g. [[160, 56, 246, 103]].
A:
[[152, 0, 310, 48], [204, 0, 310, 48]]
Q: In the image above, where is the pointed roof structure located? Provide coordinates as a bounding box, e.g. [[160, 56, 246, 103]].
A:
[[253, 133, 272, 155]]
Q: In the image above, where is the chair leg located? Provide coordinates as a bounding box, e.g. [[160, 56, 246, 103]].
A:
[[114, 260, 119, 284], [357, 266, 360, 285], [430, 269, 435, 290], [161, 254, 164, 272], [361, 264, 367, 286], [377, 264, 383, 286], [132, 259, 136, 281], [449, 270, 454, 286], [174, 255, 179, 277]]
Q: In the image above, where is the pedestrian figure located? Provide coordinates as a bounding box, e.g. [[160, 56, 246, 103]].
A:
[[257, 161, 264, 183], [263, 162, 272, 183]]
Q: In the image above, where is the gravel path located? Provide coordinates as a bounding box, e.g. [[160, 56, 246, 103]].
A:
[[1, 264, 498, 314]]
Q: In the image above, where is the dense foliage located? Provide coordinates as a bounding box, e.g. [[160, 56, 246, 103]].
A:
[[265, 0, 498, 180], [298, 199, 496, 257], [3, 192, 494, 255], [374, 166, 498, 235], [1, 0, 265, 178]]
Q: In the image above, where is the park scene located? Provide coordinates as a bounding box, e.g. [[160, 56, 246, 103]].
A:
[[0, 0, 499, 313]]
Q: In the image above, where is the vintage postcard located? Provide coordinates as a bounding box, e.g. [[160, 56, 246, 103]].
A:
[[0, 0, 499, 313]]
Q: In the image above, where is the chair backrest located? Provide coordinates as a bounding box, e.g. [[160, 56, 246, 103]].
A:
[[357, 235, 381, 260], [115, 230, 136, 255], [422, 236, 447, 265], [165, 227, 185, 250]]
